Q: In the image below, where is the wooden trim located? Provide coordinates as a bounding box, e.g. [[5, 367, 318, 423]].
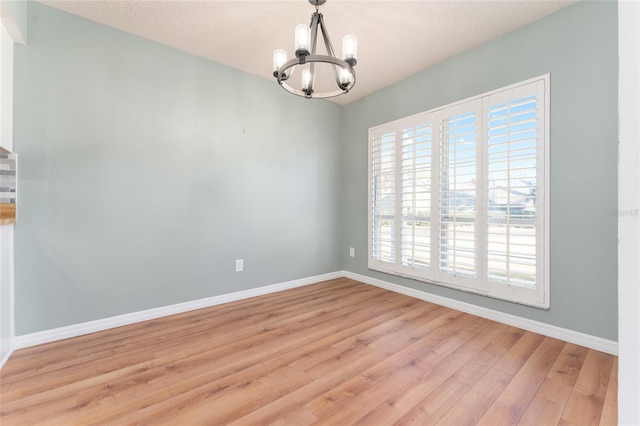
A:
[[0, 204, 16, 226]]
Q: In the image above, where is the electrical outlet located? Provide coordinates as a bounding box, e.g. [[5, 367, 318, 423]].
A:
[[235, 259, 244, 272], [349, 247, 355, 257]]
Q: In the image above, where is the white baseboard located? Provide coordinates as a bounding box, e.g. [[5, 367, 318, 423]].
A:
[[13, 271, 342, 350], [12, 270, 618, 356], [343, 271, 618, 355], [0, 346, 13, 369]]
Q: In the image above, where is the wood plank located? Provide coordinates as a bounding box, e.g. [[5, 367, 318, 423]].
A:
[[561, 349, 615, 425], [476, 336, 565, 425], [517, 377, 574, 426], [493, 330, 544, 376], [434, 367, 512, 426], [390, 375, 468, 425], [390, 314, 481, 383], [307, 373, 408, 425], [548, 342, 589, 387], [573, 350, 615, 398], [289, 346, 395, 406], [390, 324, 521, 425], [389, 321, 504, 412], [451, 325, 523, 386], [561, 390, 605, 426], [268, 405, 318, 426], [599, 356, 618, 426], [229, 395, 305, 425]]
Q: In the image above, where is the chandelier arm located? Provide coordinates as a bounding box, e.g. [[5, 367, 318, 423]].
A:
[[317, 14, 343, 90], [305, 12, 322, 96], [309, 13, 320, 56], [317, 14, 337, 58]]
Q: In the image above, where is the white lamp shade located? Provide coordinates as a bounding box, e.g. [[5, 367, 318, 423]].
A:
[[295, 24, 310, 52], [302, 69, 312, 90], [342, 34, 357, 61], [273, 49, 287, 73]]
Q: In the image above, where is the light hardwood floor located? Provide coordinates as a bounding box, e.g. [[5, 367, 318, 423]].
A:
[[0, 278, 617, 425]]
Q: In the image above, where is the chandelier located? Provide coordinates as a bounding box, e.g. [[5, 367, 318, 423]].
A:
[[272, 0, 357, 99]]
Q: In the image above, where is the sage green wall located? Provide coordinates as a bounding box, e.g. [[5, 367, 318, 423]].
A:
[[341, 1, 619, 340], [14, 3, 343, 335]]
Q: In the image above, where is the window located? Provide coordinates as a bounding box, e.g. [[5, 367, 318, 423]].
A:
[[368, 75, 549, 308]]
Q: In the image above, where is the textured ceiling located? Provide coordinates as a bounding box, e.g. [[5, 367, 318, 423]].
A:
[[39, 0, 576, 105]]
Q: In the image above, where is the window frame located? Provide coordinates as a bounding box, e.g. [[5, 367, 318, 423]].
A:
[[368, 74, 550, 309]]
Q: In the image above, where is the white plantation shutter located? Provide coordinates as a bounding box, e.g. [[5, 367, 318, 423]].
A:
[[484, 80, 547, 305], [486, 95, 537, 287], [368, 75, 548, 308], [438, 109, 479, 282], [369, 125, 397, 266], [400, 120, 433, 272]]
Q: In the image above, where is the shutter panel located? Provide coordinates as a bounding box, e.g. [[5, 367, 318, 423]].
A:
[[400, 121, 433, 270], [486, 92, 539, 289], [438, 111, 478, 279], [370, 127, 397, 264]]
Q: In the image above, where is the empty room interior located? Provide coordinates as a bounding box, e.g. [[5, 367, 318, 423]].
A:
[[0, 0, 639, 424]]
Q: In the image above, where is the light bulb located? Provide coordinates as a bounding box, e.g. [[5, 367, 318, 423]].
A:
[[339, 68, 353, 86], [302, 69, 312, 90], [272, 49, 287, 74], [342, 34, 358, 62], [295, 24, 310, 55]]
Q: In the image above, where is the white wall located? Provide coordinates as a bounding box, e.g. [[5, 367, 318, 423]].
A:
[[0, 0, 25, 368], [618, 1, 640, 424], [0, 20, 15, 368]]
